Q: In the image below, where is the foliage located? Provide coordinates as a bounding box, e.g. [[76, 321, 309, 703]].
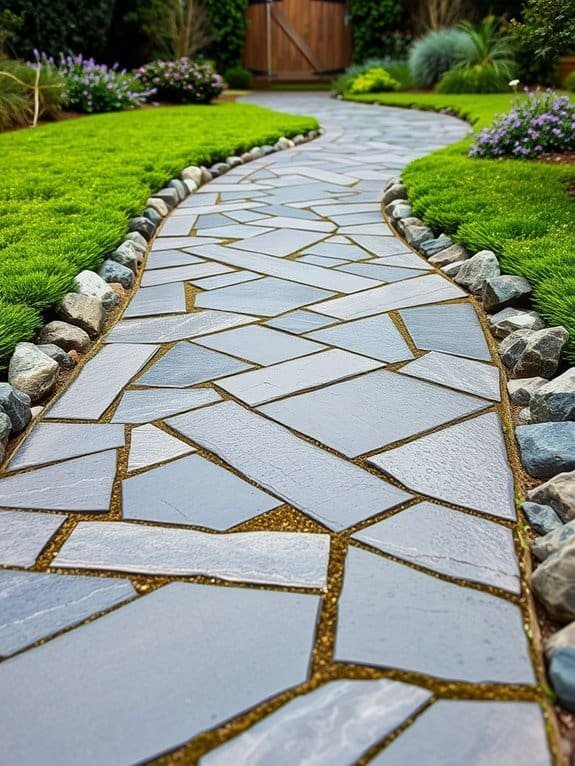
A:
[[457, 18, 516, 81], [0, 102, 317, 364], [332, 58, 412, 95], [408, 0, 467, 32], [0, 10, 21, 58], [0, 0, 114, 59], [0, 59, 64, 130], [469, 90, 575, 158], [566, 71, 575, 92], [224, 65, 252, 90], [512, 0, 575, 61], [136, 57, 222, 103], [163, 0, 214, 58], [203, 0, 247, 71], [349, 67, 399, 94], [42, 53, 149, 113], [350, 0, 407, 63], [408, 28, 474, 88], [436, 64, 510, 93]]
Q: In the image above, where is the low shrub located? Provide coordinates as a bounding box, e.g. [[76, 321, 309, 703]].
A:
[[469, 90, 575, 158], [349, 66, 399, 94], [0, 59, 64, 130], [224, 65, 252, 90], [332, 58, 411, 94], [565, 71, 575, 92], [408, 28, 474, 89], [136, 58, 224, 104], [436, 64, 509, 94]]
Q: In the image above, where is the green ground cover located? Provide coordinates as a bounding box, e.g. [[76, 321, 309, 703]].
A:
[[345, 91, 575, 360], [0, 102, 317, 365]]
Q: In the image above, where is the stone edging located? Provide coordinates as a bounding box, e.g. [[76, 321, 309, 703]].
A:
[[0, 127, 323, 461], [384, 177, 575, 713]]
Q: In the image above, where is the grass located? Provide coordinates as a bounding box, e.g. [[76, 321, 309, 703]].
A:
[[0, 102, 317, 366], [345, 91, 575, 361]]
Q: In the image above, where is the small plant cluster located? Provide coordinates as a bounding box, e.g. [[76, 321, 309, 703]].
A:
[[39, 53, 150, 113], [135, 58, 223, 104], [349, 66, 399, 94], [469, 90, 575, 159], [333, 58, 412, 95], [0, 58, 63, 129]]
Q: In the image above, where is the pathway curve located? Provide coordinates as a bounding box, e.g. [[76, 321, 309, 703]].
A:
[[0, 94, 554, 765]]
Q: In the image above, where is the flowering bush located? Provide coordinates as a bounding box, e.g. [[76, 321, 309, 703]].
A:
[[349, 66, 400, 94], [38, 53, 150, 113], [135, 59, 224, 104], [469, 90, 575, 159]]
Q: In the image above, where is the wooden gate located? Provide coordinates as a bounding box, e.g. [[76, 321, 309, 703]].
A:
[[244, 0, 353, 81]]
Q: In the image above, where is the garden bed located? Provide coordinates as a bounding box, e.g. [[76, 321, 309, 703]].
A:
[[0, 101, 317, 365]]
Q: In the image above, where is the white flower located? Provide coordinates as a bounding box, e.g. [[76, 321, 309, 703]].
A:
[[509, 79, 520, 87]]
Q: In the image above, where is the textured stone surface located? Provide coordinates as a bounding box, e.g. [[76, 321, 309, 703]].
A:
[[523, 502, 563, 535], [335, 547, 534, 683], [532, 538, 575, 622], [111, 387, 221, 423], [370, 413, 515, 519], [0, 569, 135, 656], [371, 701, 551, 766], [306, 314, 413, 363], [400, 351, 500, 400], [54, 522, 330, 588], [195, 324, 324, 365], [137, 341, 252, 388], [0, 382, 31, 432], [0, 583, 321, 766], [123, 282, 186, 318], [400, 303, 491, 361], [107, 310, 256, 344], [37, 343, 75, 370], [516, 422, 575, 478], [141, 262, 232, 287], [428, 243, 468, 267], [0, 510, 66, 567], [8, 343, 59, 403], [265, 310, 337, 334], [57, 293, 105, 337], [167, 402, 411, 531], [38, 321, 91, 353], [123, 453, 280, 528], [531, 520, 575, 562], [489, 307, 546, 339], [549, 648, 575, 711], [201, 679, 431, 766], [47, 343, 158, 420], [353, 501, 519, 592], [500, 326, 568, 378], [128, 424, 193, 471], [531, 368, 575, 423], [482, 274, 532, 312], [508, 377, 547, 406], [454, 250, 500, 295], [97, 259, 134, 288], [546, 622, 575, 659], [74, 270, 119, 311], [528, 470, 575, 522]]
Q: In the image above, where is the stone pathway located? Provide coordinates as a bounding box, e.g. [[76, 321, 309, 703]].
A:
[[0, 94, 554, 764]]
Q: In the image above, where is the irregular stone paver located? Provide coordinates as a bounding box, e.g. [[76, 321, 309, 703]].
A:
[[0, 93, 550, 763], [123, 452, 280, 528], [353, 501, 520, 592], [54, 522, 330, 588], [0, 569, 136, 656], [260, 369, 488, 457], [0, 510, 66, 567], [370, 701, 551, 766], [335, 547, 534, 683], [0, 583, 321, 765], [201, 679, 431, 766], [370, 413, 516, 519]]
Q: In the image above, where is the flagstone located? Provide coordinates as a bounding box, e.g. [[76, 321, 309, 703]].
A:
[[54, 522, 329, 588], [197, 224, 273, 239], [370, 252, 432, 270], [167, 402, 411, 531], [305, 314, 413, 362], [245, 216, 335, 232], [297, 254, 349, 267], [0, 582, 321, 766], [0, 569, 136, 656], [400, 351, 501, 400], [231, 228, 327, 257], [0, 510, 66, 567], [106, 310, 256, 344], [302, 242, 370, 261], [265, 310, 338, 334], [194, 213, 233, 229], [151, 236, 225, 250], [400, 303, 491, 361], [123, 282, 186, 318], [128, 424, 194, 472], [337, 263, 428, 282], [348, 235, 412, 256], [190, 271, 262, 290], [145, 250, 204, 270], [137, 342, 252, 387], [195, 325, 325, 365], [111, 387, 221, 424], [141, 262, 232, 287]]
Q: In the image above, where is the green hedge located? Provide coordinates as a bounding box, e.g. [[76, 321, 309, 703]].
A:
[[350, 0, 406, 62]]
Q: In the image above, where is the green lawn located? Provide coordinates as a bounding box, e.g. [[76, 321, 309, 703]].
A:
[[345, 91, 575, 361], [0, 102, 317, 365]]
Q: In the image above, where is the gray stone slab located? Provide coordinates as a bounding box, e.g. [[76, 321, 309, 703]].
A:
[[195, 325, 325, 365], [167, 402, 411, 531], [198, 224, 274, 239], [265, 310, 338, 334], [128, 424, 194, 471], [335, 547, 534, 683], [246, 216, 334, 233], [339, 224, 394, 237], [400, 351, 501, 400], [306, 314, 413, 363], [194, 213, 232, 229], [310, 275, 465, 320], [328, 212, 384, 226], [218, 349, 383, 405], [145, 250, 204, 270], [302, 242, 371, 262], [191, 244, 380, 294], [0, 569, 136, 656], [0, 510, 66, 567], [106, 310, 256, 344], [123, 282, 186, 318], [123, 452, 280, 528], [260, 369, 488, 457], [275, 166, 358, 186], [343, 237, 411, 258], [250, 204, 319, 220], [201, 679, 431, 766], [195, 277, 334, 317], [225, 209, 271, 223], [0, 451, 117, 511], [369, 413, 516, 520], [371, 701, 551, 766], [297, 254, 349, 267], [370, 253, 432, 270], [0, 582, 321, 766], [310, 203, 382, 216], [400, 303, 491, 361], [141, 262, 232, 287], [8, 423, 125, 470], [47, 344, 158, 420], [191, 271, 261, 290], [54, 521, 330, 588], [232, 228, 327, 257], [151, 237, 224, 251], [111, 387, 221, 424], [137, 342, 252, 388], [353, 501, 520, 592], [337, 263, 428, 282]]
